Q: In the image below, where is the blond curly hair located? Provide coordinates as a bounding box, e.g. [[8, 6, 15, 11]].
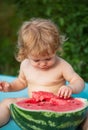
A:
[[16, 18, 64, 62]]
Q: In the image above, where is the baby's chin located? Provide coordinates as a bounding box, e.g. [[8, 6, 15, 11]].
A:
[[39, 66, 53, 70], [40, 67, 49, 70]]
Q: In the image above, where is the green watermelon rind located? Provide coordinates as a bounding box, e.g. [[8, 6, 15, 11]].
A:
[[10, 98, 88, 130]]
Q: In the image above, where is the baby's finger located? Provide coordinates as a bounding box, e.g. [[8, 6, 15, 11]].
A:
[[0, 82, 3, 91], [58, 89, 65, 98], [67, 91, 72, 98], [64, 89, 72, 98], [63, 90, 70, 98], [3, 83, 9, 92], [0, 86, 2, 91], [58, 89, 62, 97]]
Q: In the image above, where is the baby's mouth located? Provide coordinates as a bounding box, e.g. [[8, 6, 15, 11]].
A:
[[40, 66, 49, 69]]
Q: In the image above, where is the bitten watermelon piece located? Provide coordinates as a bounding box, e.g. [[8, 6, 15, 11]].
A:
[[32, 91, 56, 101], [10, 91, 88, 130]]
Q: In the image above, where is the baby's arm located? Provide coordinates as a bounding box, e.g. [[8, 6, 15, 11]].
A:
[[0, 62, 27, 92], [58, 60, 85, 98], [64, 68, 84, 94], [9, 76, 27, 92], [0, 75, 27, 92]]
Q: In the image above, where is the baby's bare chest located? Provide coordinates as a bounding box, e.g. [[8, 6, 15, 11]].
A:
[[24, 66, 63, 86]]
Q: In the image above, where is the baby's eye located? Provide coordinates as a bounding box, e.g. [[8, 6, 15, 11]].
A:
[[33, 59, 40, 62], [45, 58, 51, 61]]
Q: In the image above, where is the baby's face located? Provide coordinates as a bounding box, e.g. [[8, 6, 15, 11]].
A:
[[29, 54, 57, 70]]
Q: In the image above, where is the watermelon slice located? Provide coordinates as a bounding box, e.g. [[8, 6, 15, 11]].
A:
[[10, 91, 88, 130]]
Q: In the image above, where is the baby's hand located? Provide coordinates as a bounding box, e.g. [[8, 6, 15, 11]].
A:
[[0, 81, 10, 92], [58, 85, 73, 99]]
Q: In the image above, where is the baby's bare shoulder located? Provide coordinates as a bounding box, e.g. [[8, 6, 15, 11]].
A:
[[56, 57, 73, 72], [57, 57, 70, 66], [20, 59, 30, 69]]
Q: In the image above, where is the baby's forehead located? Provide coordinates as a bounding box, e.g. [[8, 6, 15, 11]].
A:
[[30, 54, 55, 59]]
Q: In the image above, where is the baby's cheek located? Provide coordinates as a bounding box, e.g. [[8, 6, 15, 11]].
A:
[[49, 61, 55, 66], [31, 62, 38, 67]]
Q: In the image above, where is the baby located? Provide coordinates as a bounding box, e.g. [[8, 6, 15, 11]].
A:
[[0, 18, 86, 129]]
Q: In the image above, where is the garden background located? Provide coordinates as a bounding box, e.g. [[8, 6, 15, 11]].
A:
[[0, 0, 88, 81]]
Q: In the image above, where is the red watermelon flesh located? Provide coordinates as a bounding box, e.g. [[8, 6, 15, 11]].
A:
[[16, 91, 85, 112]]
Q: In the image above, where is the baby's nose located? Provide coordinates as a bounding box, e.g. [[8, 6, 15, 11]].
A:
[[40, 61, 47, 66]]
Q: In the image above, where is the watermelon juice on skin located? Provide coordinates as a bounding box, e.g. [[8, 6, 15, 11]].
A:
[[10, 91, 88, 130]]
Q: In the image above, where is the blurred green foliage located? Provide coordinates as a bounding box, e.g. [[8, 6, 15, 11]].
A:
[[0, 0, 88, 81]]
